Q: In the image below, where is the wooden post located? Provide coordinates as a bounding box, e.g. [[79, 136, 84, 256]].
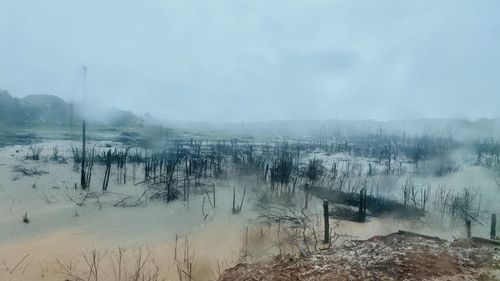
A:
[[466, 220, 472, 239], [323, 200, 330, 244], [363, 188, 367, 221], [304, 184, 309, 209], [358, 188, 366, 222], [212, 184, 216, 208], [245, 226, 249, 258], [277, 219, 281, 238], [491, 214, 497, 240], [358, 189, 363, 221], [232, 186, 236, 213]]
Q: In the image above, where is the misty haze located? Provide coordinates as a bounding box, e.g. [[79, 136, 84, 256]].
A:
[[1, 1, 499, 280]]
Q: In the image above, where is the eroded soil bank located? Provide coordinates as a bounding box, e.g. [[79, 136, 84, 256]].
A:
[[219, 231, 500, 281]]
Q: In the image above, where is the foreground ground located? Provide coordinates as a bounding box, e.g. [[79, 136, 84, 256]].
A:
[[219, 231, 500, 281]]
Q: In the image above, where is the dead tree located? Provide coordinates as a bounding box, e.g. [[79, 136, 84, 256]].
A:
[[102, 149, 111, 191], [232, 186, 246, 214], [83, 148, 95, 190]]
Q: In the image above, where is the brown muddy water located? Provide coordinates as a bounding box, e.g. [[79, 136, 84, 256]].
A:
[[0, 141, 498, 280]]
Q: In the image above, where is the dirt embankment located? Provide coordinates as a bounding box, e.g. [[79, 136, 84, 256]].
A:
[[219, 231, 500, 281]]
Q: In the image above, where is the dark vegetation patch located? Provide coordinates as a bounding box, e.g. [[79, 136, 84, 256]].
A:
[[13, 165, 49, 177], [0, 130, 39, 148]]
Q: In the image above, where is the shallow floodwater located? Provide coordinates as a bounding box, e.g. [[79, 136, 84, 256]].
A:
[[0, 141, 498, 280], [0, 141, 257, 280]]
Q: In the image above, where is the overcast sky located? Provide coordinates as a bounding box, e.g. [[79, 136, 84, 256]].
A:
[[1, 0, 499, 122]]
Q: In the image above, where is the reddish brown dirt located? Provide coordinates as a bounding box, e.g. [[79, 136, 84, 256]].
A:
[[219, 231, 500, 281]]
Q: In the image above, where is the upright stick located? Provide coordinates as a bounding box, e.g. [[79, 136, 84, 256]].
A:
[[323, 200, 330, 244], [466, 220, 472, 239], [80, 66, 87, 189], [491, 214, 497, 240]]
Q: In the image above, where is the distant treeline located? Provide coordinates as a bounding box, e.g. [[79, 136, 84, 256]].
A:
[[0, 89, 144, 127], [161, 118, 500, 141]]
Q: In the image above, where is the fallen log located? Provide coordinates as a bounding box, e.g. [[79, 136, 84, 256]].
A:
[[310, 186, 425, 219], [397, 230, 446, 242], [471, 236, 500, 246]]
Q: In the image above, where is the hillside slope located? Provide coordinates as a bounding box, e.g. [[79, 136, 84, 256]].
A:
[[0, 89, 143, 127]]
